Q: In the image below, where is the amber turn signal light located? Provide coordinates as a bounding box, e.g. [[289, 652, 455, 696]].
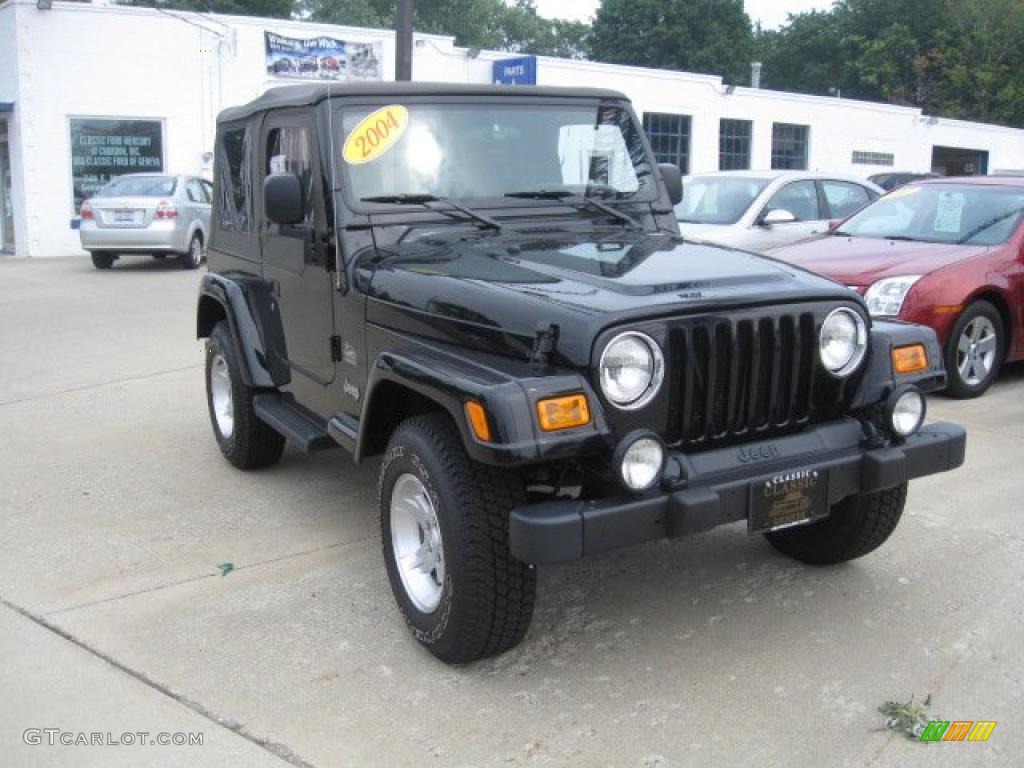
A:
[[464, 400, 492, 442], [537, 394, 591, 432], [892, 344, 928, 375]]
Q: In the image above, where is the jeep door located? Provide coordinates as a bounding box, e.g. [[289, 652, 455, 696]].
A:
[[258, 111, 336, 389]]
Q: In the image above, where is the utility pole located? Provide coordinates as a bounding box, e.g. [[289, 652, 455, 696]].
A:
[[396, 0, 414, 81]]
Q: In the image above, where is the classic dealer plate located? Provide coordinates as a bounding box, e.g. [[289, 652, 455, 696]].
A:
[[748, 468, 829, 533]]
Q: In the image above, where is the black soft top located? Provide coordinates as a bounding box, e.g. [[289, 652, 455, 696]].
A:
[[217, 81, 630, 124]]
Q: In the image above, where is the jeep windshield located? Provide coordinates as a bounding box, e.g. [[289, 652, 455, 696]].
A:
[[338, 102, 655, 209]]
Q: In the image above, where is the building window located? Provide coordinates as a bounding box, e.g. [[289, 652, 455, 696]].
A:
[[719, 119, 752, 170], [68, 118, 164, 214], [771, 123, 809, 170], [643, 113, 691, 174], [852, 150, 895, 167]]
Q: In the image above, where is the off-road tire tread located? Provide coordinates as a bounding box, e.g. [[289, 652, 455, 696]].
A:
[[381, 413, 535, 663], [765, 483, 907, 565], [207, 322, 285, 470]]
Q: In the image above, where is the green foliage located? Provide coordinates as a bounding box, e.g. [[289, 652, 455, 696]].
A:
[[879, 693, 934, 740], [120, 0, 294, 19], [589, 0, 753, 81], [753, 0, 1024, 127], [301, 0, 587, 56]]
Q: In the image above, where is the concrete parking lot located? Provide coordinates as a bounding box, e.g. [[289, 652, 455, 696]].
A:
[[1, 256, 1021, 768]]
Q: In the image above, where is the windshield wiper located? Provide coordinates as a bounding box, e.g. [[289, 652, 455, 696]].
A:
[[504, 189, 640, 230], [957, 207, 1024, 244], [360, 194, 501, 232]]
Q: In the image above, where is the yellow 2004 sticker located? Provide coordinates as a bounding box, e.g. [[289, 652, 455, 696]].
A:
[[342, 105, 409, 165]]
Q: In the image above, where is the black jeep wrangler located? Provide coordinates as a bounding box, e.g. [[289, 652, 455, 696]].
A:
[[197, 83, 966, 663]]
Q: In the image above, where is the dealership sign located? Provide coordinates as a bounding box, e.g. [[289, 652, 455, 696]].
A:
[[492, 55, 537, 85], [265, 32, 382, 81], [69, 118, 163, 215]]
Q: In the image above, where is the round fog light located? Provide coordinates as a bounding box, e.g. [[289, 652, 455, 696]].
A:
[[888, 387, 926, 438], [615, 432, 666, 492]]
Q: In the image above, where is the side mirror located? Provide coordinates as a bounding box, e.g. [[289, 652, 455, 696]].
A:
[[827, 218, 843, 232], [264, 173, 304, 225], [761, 208, 797, 226], [658, 163, 683, 206]]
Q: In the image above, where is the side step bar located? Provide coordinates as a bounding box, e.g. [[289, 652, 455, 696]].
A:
[[252, 393, 337, 452]]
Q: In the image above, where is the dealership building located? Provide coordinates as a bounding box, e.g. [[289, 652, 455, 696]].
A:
[[2, 0, 1024, 258]]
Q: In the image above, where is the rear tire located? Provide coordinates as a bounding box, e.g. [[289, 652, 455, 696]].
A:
[[205, 322, 285, 470], [180, 233, 203, 270], [90, 251, 114, 269], [379, 413, 536, 663], [765, 484, 907, 565], [943, 300, 1004, 398]]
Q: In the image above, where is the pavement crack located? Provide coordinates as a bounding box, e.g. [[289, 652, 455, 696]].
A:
[[0, 364, 203, 408], [0, 597, 319, 768], [47, 534, 378, 617]]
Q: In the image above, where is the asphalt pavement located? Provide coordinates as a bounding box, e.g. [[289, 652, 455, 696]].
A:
[[1, 256, 1021, 767]]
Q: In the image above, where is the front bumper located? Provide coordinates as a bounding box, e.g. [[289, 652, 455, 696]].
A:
[[509, 418, 966, 564]]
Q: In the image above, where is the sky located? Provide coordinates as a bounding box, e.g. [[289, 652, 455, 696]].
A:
[[532, 0, 836, 29]]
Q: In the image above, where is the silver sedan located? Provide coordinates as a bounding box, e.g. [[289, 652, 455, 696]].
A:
[[79, 173, 212, 270], [675, 170, 883, 252]]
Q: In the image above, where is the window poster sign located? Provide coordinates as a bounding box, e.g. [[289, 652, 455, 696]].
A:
[[69, 118, 164, 214], [265, 32, 382, 82]]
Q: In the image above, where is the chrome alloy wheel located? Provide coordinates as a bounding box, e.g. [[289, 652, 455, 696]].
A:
[[956, 316, 998, 386], [210, 353, 235, 439], [390, 473, 445, 613]]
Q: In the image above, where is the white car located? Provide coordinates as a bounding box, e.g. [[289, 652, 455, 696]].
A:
[[675, 171, 883, 252], [79, 173, 212, 270]]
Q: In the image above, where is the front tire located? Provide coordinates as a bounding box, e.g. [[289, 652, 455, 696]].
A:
[[765, 484, 907, 565], [205, 322, 285, 470], [180, 233, 203, 270], [90, 251, 114, 269], [379, 413, 536, 663], [943, 300, 1004, 398]]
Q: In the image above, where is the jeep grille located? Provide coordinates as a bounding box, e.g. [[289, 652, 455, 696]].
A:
[[665, 306, 856, 448]]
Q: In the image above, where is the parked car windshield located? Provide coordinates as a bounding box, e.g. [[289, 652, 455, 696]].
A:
[[837, 184, 1024, 245], [99, 175, 177, 197], [675, 176, 771, 224], [338, 103, 655, 206]]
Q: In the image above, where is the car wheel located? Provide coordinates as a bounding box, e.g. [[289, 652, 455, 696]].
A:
[[379, 413, 536, 663], [943, 300, 1004, 398], [181, 234, 203, 270], [205, 321, 285, 469], [90, 251, 114, 269], [765, 483, 907, 565]]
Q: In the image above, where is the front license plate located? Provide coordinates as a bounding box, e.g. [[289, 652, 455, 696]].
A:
[[749, 468, 829, 533]]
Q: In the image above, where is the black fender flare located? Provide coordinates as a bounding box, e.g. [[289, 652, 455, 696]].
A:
[[850, 320, 947, 409], [355, 342, 611, 466], [196, 272, 290, 389]]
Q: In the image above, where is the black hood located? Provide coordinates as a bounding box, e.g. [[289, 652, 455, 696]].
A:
[[361, 229, 854, 367]]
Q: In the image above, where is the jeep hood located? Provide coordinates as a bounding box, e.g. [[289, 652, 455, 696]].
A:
[[362, 229, 853, 366]]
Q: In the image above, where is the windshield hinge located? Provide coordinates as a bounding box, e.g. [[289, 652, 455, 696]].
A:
[[330, 336, 343, 363], [529, 322, 560, 367]]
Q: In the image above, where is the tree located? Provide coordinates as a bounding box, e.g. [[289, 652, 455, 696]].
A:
[[588, 0, 753, 81], [120, 0, 294, 19]]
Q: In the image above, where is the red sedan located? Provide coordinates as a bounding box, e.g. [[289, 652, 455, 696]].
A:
[[770, 177, 1024, 397]]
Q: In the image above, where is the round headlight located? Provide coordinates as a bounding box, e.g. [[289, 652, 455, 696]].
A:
[[616, 433, 666, 492], [599, 332, 664, 409], [888, 387, 926, 438], [819, 308, 868, 377]]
